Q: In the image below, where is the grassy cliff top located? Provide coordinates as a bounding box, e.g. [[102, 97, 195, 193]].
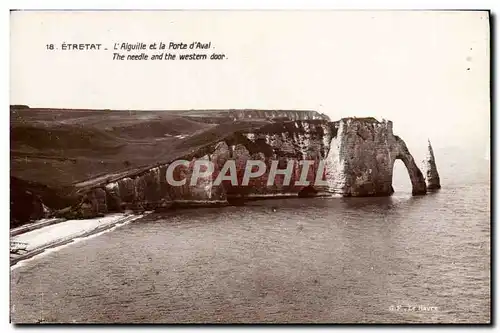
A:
[[11, 107, 332, 191]]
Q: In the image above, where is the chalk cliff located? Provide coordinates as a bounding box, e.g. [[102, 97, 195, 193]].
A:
[[10, 107, 435, 223], [423, 139, 441, 190], [325, 117, 427, 196], [169, 109, 330, 124], [227, 109, 329, 121], [64, 117, 428, 217]]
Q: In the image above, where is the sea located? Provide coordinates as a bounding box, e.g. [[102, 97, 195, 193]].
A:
[[10, 149, 491, 323]]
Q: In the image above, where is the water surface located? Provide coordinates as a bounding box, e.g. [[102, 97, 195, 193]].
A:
[[10, 156, 490, 323]]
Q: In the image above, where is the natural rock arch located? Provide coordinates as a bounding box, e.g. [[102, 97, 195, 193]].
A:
[[322, 118, 428, 197], [393, 136, 427, 195]]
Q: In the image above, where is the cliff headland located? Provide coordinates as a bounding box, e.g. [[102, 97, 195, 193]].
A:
[[10, 106, 438, 227]]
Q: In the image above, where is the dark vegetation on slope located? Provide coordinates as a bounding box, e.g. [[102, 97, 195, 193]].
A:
[[11, 108, 212, 187]]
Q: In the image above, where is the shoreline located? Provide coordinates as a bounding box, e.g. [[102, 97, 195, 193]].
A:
[[10, 212, 148, 267], [9, 191, 406, 267], [9, 194, 329, 267], [10, 218, 67, 237]]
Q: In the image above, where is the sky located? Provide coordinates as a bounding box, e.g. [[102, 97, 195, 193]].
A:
[[10, 10, 490, 154]]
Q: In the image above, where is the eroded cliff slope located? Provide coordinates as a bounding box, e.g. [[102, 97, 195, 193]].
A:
[[67, 117, 428, 218]]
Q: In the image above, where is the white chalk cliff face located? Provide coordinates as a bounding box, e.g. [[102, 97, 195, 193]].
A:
[[323, 118, 427, 196], [228, 109, 329, 121], [71, 117, 432, 216], [422, 139, 441, 190]]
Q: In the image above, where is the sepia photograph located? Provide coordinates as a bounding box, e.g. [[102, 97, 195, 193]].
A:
[[9, 9, 491, 324]]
